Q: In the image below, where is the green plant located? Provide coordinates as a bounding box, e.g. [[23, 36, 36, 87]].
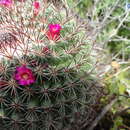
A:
[[0, 0, 101, 129]]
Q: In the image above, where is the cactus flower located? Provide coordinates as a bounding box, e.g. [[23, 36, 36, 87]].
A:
[[33, 1, 40, 9], [46, 24, 61, 41], [33, 1, 40, 16], [14, 65, 35, 86], [0, 0, 13, 7]]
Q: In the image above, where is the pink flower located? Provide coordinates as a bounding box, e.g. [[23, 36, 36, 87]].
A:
[[0, 0, 13, 7], [46, 24, 62, 41], [33, 1, 40, 9], [14, 65, 35, 86], [33, 1, 40, 16]]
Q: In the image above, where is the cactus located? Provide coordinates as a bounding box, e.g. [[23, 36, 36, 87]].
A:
[[0, 0, 102, 129]]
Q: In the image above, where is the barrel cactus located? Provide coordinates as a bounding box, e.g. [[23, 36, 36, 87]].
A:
[[0, 0, 102, 129]]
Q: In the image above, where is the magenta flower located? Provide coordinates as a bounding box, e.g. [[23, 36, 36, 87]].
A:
[[14, 65, 35, 86], [33, 1, 40, 9], [46, 24, 62, 41], [0, 0, 13, 7], [33, 1, 40, 16]]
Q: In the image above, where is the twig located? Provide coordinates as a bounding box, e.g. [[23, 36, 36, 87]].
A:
[[87, 98, 117, 130], [114, 107, 130, 118], [105, 66, 130, 81]]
